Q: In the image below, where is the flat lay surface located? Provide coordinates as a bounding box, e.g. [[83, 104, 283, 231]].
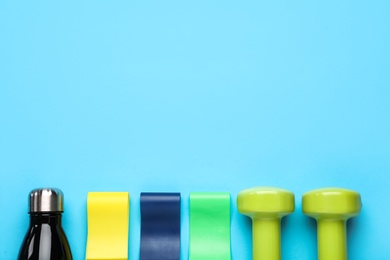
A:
[[0, 1, 389, 259]]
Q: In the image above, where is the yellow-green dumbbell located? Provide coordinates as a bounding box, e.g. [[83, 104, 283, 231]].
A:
[[237, 187, 295, 259], [302, 188, 362, 260]]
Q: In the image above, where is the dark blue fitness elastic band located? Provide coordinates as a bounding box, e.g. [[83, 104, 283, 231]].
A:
[[140, 192, 181, 260]]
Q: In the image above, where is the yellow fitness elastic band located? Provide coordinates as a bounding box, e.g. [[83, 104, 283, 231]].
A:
[[86, 192, 130, 260]]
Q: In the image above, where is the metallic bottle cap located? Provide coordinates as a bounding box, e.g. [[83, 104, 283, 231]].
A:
[[29, 188, 64, 213]]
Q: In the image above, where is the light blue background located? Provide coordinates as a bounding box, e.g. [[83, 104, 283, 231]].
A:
[[0, 1, 389, 259]]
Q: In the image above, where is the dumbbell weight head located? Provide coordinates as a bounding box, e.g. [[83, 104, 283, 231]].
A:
[[302, 188, 361, 220], [238, 187, 294, 218]]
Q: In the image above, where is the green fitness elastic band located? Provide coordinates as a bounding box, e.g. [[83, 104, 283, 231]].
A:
[[189, 192, 231, 260]]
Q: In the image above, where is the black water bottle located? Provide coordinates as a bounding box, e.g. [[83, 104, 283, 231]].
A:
[[18, 188, 73, 260]]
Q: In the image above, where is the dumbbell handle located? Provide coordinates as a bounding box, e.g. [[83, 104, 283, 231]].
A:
[[317, 219, 347, 260], [253, 218, 281, 260]]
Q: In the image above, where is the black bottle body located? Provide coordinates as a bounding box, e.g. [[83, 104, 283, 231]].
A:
[[18, 213, 72, 260]]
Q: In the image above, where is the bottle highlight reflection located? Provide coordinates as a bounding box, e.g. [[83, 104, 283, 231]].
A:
[[18, 188, 72, 260]]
